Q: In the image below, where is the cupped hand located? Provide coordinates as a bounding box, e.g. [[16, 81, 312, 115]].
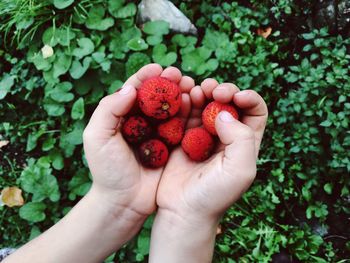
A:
[[157, 79, 268, 224], [83, 64, 195, 217]]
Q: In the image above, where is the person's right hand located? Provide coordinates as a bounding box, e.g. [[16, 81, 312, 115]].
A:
[[83, 64, 194, 241], [150, 79, 268, 263]]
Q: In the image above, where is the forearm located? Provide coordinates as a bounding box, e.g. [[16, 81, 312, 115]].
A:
[[4, 186, 146, 263], [149, 209, 218, 263]]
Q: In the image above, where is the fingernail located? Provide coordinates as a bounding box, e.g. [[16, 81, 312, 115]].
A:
[[219, 111, 235, 123], [119, 84, 133, 95]]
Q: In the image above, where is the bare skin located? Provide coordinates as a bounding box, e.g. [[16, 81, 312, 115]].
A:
[[150, 79, 268, 263], [4, 64, 268, 263]]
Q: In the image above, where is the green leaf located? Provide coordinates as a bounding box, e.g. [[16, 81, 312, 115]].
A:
[[320, 120, 332, 127], [109, 1, 136, 18], [43, 99, 66, 116], [137, 229, 150, 256], [152, 44, 177, 67], [53, 0, 74, 9], [146, 35, 163, 46], [0, 75, 15, 99], [53, 52, 72, 78], [127, 38, 148, 51], [19, 202, 47, 223], [20, 158, 60, 202], [68, 168, 92, 199], [42, 137, 56, 151], [50, 82, 74, 103], [26, 130, 45, 152], [323, 183, 333, 194], [143, 21, 169, 35], [50, 150, 64, 170], [86, 5, 114, 31], [42, 27, 58, 47], [125, 53, 150, 77], [71, 98, 85, 120], [69, 57, 92, 79], [73, 38, 95, 59]]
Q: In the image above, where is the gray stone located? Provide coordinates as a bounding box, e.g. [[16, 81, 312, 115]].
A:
[[138, 0, 197, 35]]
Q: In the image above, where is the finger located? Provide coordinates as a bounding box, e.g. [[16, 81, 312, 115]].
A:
[[124, 63, 163, 88], [160, 66, 182, 83], [215, 111, 257, 183], [212, 83, 240, 103], [187, 86, 206, 128], [233, 90, 268, 152], [190, 85, 206, 109], [178, 93, 191, 121], [201, 78, 219, 99], [85, 84, 137, 138], [179, 76, 195, 93]]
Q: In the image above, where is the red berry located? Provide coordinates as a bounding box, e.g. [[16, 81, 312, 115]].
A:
[[181, 127, 214, 162], [139, 139, 169, 168], [202, 101, 239, 135], [122, 115, 152, 144], [137, 76, 182, 120], [158, 117, 185, 145]]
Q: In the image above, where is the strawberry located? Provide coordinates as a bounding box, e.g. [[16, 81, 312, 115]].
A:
[[202, 101, 239, 135], [139, 139, 169, 168], [137, 76, 182, 120], [157, 117, 185, 145], [181, 127, 214, 161]]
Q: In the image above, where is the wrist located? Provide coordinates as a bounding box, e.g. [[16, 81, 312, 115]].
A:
[[149, 209, 218, 263], [154, 208, 219, 232], [86, 184, 148, 226]]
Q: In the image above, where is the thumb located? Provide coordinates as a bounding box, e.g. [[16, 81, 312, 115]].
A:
[[84, 84, 137, 139], [215, 111, 257, 181]]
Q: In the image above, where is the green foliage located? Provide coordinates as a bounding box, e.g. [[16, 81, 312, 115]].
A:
[[1, 0, 349, 262]]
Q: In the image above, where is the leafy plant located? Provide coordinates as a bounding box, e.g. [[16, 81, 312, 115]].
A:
[[1, 0, 349, 262]]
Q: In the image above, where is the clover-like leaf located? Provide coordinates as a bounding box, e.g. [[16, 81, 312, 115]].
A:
[[69, 57, 92, 79], [143, 21, 169, 36], [73, 38, 95, 59], [152, 44, 177, 67], [86, 5, 114, 31], [127, 38, 148, 51], [53, 52, 72, 78], [71, 98, 85, 120], [49, 82, 74, 103], [19, 202, 46, 223], [53, 0, 74, 9], [109, 0, 136, 18]]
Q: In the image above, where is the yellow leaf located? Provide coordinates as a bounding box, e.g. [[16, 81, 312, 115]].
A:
[[0, 140, 9, 149], [257, 27, 272, 39], [1, 187, 25, 207]]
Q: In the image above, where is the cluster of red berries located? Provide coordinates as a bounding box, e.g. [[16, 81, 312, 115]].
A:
[[121, 76, 239, 168]]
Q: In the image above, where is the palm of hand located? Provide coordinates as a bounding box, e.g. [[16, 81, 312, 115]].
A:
[[158, 80, 268, 220]]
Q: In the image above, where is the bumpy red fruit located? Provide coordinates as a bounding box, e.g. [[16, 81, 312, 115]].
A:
[[122, 115, 152, 144], [158, 117, 185, 145], [181, 127, 214, 162], [139, 139, 169, 168], [137, 77, 182, 120], [202, 101, 239, 135]]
